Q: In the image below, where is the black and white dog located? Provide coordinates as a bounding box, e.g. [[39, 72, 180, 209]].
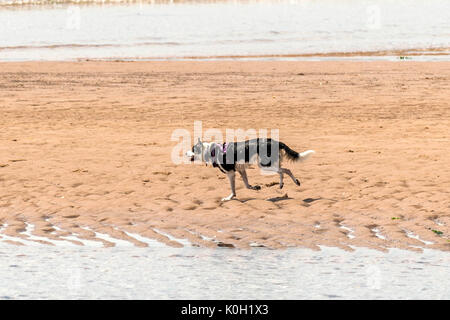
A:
[[186, 138, 314, 201]]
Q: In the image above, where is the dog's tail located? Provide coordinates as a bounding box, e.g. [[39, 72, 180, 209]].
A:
[[279, 142, 315, 162]]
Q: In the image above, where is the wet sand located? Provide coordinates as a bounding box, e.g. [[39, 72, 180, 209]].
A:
[[0, 61, 449, 251], [127, 46, 450, 60]]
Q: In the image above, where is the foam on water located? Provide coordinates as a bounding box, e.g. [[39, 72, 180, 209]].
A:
[[185, 228, 216, 242], [22, 223, 80, 246], [339, 224, 356, 239], [153, 228, 192, 247], [0, 223, 203, 248], [404, 229, 434, 246], [51, 225, 105, 247], [117, 229, 168, 248], [80, 226, 142, 247], [0, 223, 28, 246], [372, 228, 386, 240]]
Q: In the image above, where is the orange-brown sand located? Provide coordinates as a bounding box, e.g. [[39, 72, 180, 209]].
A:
[[0, 61, 449, 251]]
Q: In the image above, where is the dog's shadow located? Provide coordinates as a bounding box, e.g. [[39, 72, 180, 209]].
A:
[[302, 197, 323, 203], [231, 196, 326, 204], [234, 198, 258, 203], [266, 194, 292, 202], [236, 195, 294, 203]]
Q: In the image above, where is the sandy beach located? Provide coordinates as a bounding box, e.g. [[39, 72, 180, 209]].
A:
[[1, 61, 449, 251]]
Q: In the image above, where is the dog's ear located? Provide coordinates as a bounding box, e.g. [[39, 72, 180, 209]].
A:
[[197, 138, 201, 143]]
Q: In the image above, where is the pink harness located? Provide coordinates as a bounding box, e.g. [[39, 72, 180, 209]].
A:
[[210, 142, 229, 158]]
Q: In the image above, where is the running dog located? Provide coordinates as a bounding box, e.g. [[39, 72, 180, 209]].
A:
[[186, 138, 314, 201]]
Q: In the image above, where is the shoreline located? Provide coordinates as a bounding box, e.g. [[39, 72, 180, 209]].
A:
[[1, 60, 449, 251], [88, 46, 450, 61], [1, 219, 450, 254], [1, 46, 450, 63]]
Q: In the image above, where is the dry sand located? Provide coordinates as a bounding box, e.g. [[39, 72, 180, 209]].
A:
[[0, 61, 449, 251]]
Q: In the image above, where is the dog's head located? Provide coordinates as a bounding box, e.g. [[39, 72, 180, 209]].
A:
[[186, 138, 208, 163]]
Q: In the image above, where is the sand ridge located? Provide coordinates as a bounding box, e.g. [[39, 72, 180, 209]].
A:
[[0, 61, 449, 251]]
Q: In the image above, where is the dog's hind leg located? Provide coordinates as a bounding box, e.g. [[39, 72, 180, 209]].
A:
[[259, 162, 300, 189], [278, 169, 284, 189], [238, 168, 261, 191], [258, 161, 284, 189], [222, 171, 236, 201], [279, 168, 301, 187]]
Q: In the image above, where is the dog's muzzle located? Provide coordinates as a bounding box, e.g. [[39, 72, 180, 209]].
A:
[[186, 151, 196, 162]]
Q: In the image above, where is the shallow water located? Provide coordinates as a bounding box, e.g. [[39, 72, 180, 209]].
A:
[[0, 0, 449, 61], [1, 243, 449, 299]]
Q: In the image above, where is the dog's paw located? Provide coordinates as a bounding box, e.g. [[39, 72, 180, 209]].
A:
[[221, 194, 236, 202], [295, 179, 301, 186], [253, 185, 261, 191], [280, 183, 284, 189]]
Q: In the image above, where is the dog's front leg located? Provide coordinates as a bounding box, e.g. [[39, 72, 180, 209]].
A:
[[222, 171, 236, 201]]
